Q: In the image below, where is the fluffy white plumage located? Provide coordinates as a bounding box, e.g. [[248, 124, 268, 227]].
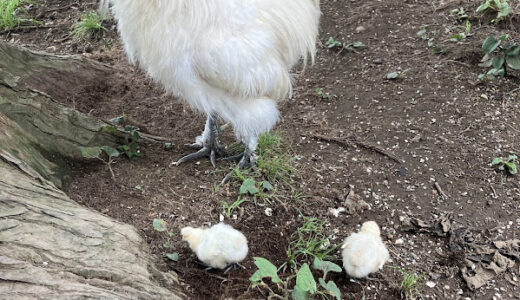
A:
[[109, 0, 320, 157], [181, 223, 248, 269], [341, 221, 390, 278]]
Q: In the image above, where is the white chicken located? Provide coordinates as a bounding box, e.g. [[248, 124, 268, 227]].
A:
[[341, 221, 389, 278], [106, 0, 321, 174], [181, 223, 248, 270]]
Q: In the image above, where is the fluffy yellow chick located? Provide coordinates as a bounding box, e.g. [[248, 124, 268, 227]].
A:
[[181, 223, 248, 270], [341, 221, 389, 278]]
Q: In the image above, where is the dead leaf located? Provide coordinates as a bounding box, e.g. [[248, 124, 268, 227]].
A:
[[462, 251, 515, 290], [344, 190, 370, 214], [462, 264, 495, 290]]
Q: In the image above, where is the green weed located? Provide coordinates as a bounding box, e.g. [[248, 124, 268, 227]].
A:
[[250, 257, 342, 300], [152, 218, 179, 262], [492, 154, 518, 175], [476, 0, 511, 23], [71, 11, 106, 39], [479, 34, 520, 80], [0, 0, 33, 30], [286, 215, 337, 270]]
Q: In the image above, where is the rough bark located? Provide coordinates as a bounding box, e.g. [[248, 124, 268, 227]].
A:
[[0, 41, 185, 299]]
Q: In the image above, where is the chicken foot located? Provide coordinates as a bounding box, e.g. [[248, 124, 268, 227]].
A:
[[221, 142, 258, 184], [174, 115, 226, 167]]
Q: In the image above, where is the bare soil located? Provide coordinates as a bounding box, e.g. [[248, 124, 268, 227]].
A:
[[4, 0, 520, 299]]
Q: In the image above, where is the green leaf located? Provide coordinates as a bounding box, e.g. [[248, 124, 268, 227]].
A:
[[291, 285, 309, 300], [313, 258, 342, 278], [492, 157, 503, 165], [153, 218, 166, 232], [352, 41, 365, 48], [496, 4, 511, 20], [79, 146, 102, 159], [498, 34, 509, 41], [124, 125, 139, 132], [506, 55, 520, 70], [296, 263, 317, 294], [240, 178, 259, 195], [505, 45, 520, 56], [492, 56, 505, 69], [110, 115, 125, 124], [101, 146, 120, 158], [482, 36, 501, 54], [262, 181, 274, 191], [163, 242, 170, 248], [507, 155, 518, 161], [319, 278, 342, 300], [416, 27, 428, 39], [504, 162, 518, 174], [249, 257, 282, 284], [166, 253, 179, 262], [102, 125, 117, 134], [164, 142, 174, 150], [449, 33, 466, 42], [132, 131, 140, 141], [386, 72, 399, 80], [476, 1, 490, 13]]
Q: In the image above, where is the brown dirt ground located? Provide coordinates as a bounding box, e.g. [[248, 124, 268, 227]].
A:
[[4, 0, 520, 299]]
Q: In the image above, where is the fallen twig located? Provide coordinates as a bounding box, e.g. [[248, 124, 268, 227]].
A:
[[434, 181, 448, 199], [307, 133, 404, 164]]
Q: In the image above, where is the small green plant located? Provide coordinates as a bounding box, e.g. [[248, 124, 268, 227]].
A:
[[231, 132, 296, 187], [152, 218, 179, 262], [325, 37, 364, 52], [80, 145, 120, 179], [222, 177, 274, 218], [449, 20, 471, 42], [492, 154, 518, 175], [417, 26, 434, 48], [325, 37, 342, 48], [476, 0, 511, 23], [119, 125, 142, 159], [250, 257, 342, 300], [285, 215, 337, 270], [479, 34, 520, 80], [315, 88, 337, 100], [71, 11, 107, 39], [450, 7, 469, 20], [392, 267, 425, 300], [105, 110, 143, 159]]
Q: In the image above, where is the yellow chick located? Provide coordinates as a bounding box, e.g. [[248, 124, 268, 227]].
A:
[[341, 221, 389, 278], [181, 223, 248, 270]]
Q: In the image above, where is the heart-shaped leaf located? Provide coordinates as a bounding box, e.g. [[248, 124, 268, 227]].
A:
[[319, 278, 341, 300], [166, 253, 179, 262], [291, 285, 309, 300], [313, 258, 342, 278], [296, 263, 317, 294], [249, 257, 282, 284], [153, 218, 166, 232], [482, 36, 501, 54], [101, 146, 120, 158], [79, 146, 101, 159], [240, 178, 259, 195]]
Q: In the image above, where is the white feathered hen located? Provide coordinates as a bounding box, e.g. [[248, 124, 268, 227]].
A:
[[106, 0, 321, 174], [181, 223, 248, 270], [341, 221, 389, 278]]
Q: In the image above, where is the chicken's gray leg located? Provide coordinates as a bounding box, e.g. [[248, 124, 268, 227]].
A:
[[221, 139, 258, 184], [175, 115, 226, 167]]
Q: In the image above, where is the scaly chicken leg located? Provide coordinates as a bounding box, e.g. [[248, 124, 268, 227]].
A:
[[175, 116, 226, 167]]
